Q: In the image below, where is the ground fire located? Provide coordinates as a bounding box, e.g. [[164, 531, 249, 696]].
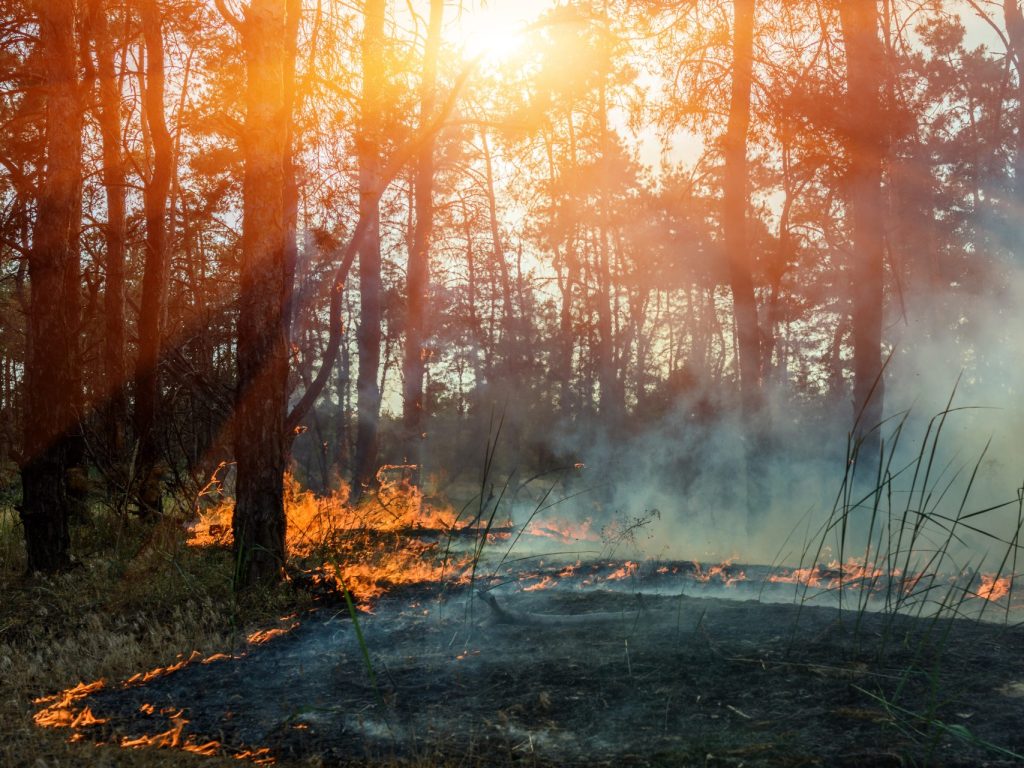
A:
[[28, 469, 1024, 764], [7, 0, 1024, 764]]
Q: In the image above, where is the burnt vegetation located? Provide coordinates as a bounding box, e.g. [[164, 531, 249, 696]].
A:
[[2, 0, 1024, 766]]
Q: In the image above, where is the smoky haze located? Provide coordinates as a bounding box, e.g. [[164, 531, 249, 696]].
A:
[[486, 263, 1024, 575]]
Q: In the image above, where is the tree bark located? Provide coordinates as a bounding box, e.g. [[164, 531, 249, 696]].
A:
[[402, 0, 443, 481], [20, 0, 83, 573], [134, 0, 174, 516], [839, 0, 887, 450], [1003, 0, 1024, 262], [350, 0, 386, 503], [595, 77, 623, 423], [86, 0, 128, 461], [480, 129, 518, 385], [722, 0, 761, 410], [232, 0, 291, 587], [283, 0, 300, 349]]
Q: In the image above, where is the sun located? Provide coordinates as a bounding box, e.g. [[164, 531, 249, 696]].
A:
[[450, 3, 537, 65], [461, 25, 525, 63]]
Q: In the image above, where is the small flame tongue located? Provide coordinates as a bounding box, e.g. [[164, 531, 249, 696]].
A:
[[767, 558, 886, 590], [978, 573, 1012, 602], [524, 517, 599, 543]]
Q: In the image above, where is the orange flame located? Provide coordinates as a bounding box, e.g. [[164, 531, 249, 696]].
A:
[[691, 559, 747, 587], [767, 558, 884, 591], [978, 573, 1011, 602], [37, 670, 277, 762], [525, 517, 599, 543], [126, 651, 202, 685], [120, 710, 188, 749], [247, 624, 297, 645], [33, 680, 107, 728], [189, 471, 473, 604], [120, 709, 235, 759], [606, 561, 638, 581], [559, 562, 580, 578], [523, 575, 556, 591]]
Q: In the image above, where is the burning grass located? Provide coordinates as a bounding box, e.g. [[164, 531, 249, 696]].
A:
[[5, 395, 1024, 766], [523, 516, 599, 543], [20, 584, 1024, 766], [0, 471, 481, 768], [190, 470, 476, 602], [0, 502, 309, 767]]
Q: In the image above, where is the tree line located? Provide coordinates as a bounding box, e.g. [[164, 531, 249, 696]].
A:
[[1, 0, 1020, 586]]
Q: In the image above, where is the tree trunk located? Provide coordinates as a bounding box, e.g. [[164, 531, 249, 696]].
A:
[[1003, 0, 1024, 262], [722, 0, 761, 410], [402, 0, 443, 481], [134, 0, 174, 516], [839, 0, 887, 451], [20, 0, 83, 573], [350, 0, 386, 502], [463, 209, 488, 402], [86, 0, 128, 462], [232, 0, 291, 588], [594, 74, 623, 423], [721, 0, 771, 529], [283, 0, 300, 350], [335, 328, 352, 476], [480, 130, 518, 379]]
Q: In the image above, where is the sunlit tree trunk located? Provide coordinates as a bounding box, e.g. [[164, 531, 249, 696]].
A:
[[283, 0, 300, 351], [722, 0, 761, 409], [134, 0, 173, 516], [402, 0, 443, 481], [232, 0, 291, 587], [86, 0, 128, 461], [839, 0, 887, 450], [20, 0, 83, 572], [350, 0, 386, 502], [721, 0, 771, 528]]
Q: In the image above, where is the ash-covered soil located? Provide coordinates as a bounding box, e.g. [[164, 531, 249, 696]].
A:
[[54, 586, 1024, 766]]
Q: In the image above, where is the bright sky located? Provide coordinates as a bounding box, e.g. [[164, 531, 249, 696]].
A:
[[445, 0, 687, 173], [446, 0, 550, 61], [443, 0, 1007, 181]]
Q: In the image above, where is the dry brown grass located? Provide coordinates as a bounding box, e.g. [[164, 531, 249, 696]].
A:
[[0, 477, 486, 768], [0, 503, 315, 767]]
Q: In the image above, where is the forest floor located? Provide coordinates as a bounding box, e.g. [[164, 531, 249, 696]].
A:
[[0, 509, 308, 768], [3, 508, 1024, 767]]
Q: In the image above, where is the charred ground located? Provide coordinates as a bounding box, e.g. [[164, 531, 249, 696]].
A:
[[30, 581, 1024, 767]]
